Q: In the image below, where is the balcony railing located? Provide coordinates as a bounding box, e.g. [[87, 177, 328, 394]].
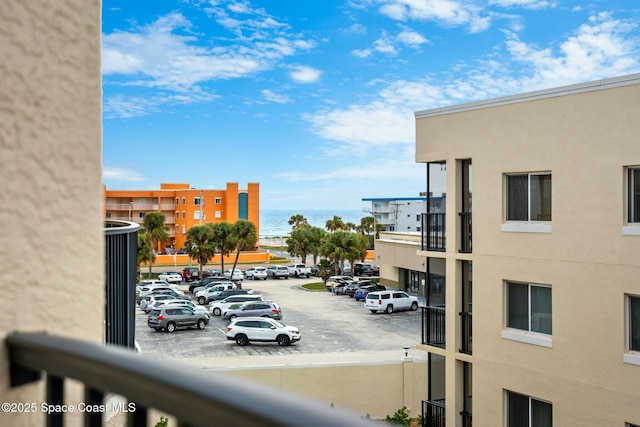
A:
[[421, 213, 446, 252], [7, 332, 376, 427], [422, 399, 445, 427], [459, 311, 472, 355], [461, 411, 473, 427], [459, 211, 472, 253], [421, 306, 446, 349]]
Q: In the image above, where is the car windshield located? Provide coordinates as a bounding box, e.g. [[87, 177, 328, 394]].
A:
[[270, 320, 285, 328]]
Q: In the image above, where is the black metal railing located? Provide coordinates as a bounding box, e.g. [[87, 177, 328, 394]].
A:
[[421, 213, 446, 252], [422, 399, 445, 427], [104, 220, 139, 349], [461, 410, 472, 427], [7, 332, 376, 427], [459, 212, 472, 253], [459, 311, 472, 355], [421, 306, 446, 348]]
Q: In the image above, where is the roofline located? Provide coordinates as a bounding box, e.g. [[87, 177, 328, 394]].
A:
[[415, 72, 640, 119]]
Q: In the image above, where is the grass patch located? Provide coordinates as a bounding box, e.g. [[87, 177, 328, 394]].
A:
[[301, 282, 327, 291]]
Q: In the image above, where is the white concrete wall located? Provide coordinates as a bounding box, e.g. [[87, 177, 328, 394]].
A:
[[0, 1, 103, 425]]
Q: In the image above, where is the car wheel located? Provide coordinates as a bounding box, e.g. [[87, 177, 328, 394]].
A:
[[385, 305, 394, 314], [213, 308, 221, 316], [197, 319, 206, 330], [235, 334, 249, 346], [277, 335, 291, 346], [411, 302, 418, 311], [166, 322, 176, 333], [198, 296, 205, 305], [229, 314, 237, 320]]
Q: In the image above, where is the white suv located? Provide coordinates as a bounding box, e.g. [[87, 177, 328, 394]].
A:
[[364, 291, 419, 314], [226, 317, 300, 346]]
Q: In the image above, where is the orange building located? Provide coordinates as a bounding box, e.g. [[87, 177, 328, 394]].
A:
[[104, 182, 259, 252]]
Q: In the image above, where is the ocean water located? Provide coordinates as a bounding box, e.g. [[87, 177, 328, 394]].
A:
[[259, 209, 367, 237]]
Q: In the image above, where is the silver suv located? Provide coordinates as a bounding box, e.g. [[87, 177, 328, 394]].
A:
[[147, 307, 210, 333], [226, 317, 300, 346], [223, 301, 282, 320]]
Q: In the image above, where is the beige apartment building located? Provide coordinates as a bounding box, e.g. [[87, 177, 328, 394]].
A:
[[405, 74, 640, 426]]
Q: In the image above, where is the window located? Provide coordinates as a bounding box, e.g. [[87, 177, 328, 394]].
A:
[[507, 281, 552, 334], [175, 212, 179, 219], [416, 214, 421, 222], [175, 197, 179, 206], [503, 281, 552, 347], [182, 225, 186, 234], [628, 167, 640, 224], [215, 197, 222, 204], [506, 173, 552, 222], [106, 212, 111, 218], [215, 211, 222, 218], [182, 211, 186, 219], [139, 212, 145, 218], [506, 391, 552, 427], [629, 295, 640, 354], [194, 197, 202, 206]]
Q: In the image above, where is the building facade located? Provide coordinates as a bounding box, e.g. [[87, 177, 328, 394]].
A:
[[411, 74, 640, 426], [362, 197, 428, 232], [104, 182, 260, 252]]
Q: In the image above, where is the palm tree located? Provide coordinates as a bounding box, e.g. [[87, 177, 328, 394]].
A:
[[211, 222, 235, 272], [136, 230, 152, 280], [229, 220, 258, 288], [184, 224, 216, 276], [360, 216, 375, 235], [142, 212, 169, 278], [325, 215, 346, 232], [288, 214, 308, 230]]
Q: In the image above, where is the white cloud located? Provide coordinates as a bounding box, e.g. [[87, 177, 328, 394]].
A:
[[289, 65, 322, 83], [488, 0, 554, 10], [352, 48, 373, 58], [103, 167, 145, 182], [261, 89, 290, 104], [378, 0, 489, 32], [396, 30, 429, 46]]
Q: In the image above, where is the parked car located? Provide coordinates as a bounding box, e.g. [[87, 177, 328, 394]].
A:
[[207, 289, 251, 303], [226, 317, 300, 346], [162, 247, 176, 255], [266, 265, 290, 279], [141, 294, 180, 313], [209, 294, 265, 316], [353, 263, 374, 276], [202, 269, 221, 278], [332, 280, 354, 295], [148, 306, 209, 332], [372, 265, 380, 276], [224, 301, 282, 321], [223, 269, 244, 282], [157, 271, 182, 284], [189, 276, 227, 294], [176, 247, 188, 254], [245, 266, 268, 280], [364, 291, 419, 314], [182, 267, 200, 282], [137, 287, 188, 305], [154, 299, 210, 316], [287, 264, 311, 278], [310, 265, 319, 277], [325, 276, 353, 291], [343, 280, 378, 297], [353, 283, 387, 301], [195, 282, 238, 305]]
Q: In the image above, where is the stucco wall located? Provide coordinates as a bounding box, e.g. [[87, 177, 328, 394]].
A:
[[218, 359, 428, 421], [415, 78, 640, 426], [0, 1, 103, 425]]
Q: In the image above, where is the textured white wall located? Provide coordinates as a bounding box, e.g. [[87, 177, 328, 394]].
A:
[[0, 1, 103, 424]]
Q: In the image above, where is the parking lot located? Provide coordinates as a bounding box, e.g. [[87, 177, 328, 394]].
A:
[[135, 276, 426, 367]]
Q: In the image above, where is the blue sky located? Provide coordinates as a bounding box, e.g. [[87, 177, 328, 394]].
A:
[[102, 0, 640, 210]]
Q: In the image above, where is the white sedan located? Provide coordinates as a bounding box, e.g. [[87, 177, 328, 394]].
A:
[[157, 272, 183, 284], [223, 269, 244, 281], [245, 266, 268, 280]]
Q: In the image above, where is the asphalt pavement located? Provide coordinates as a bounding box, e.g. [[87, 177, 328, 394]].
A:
[[135, 276, 427, 369]]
